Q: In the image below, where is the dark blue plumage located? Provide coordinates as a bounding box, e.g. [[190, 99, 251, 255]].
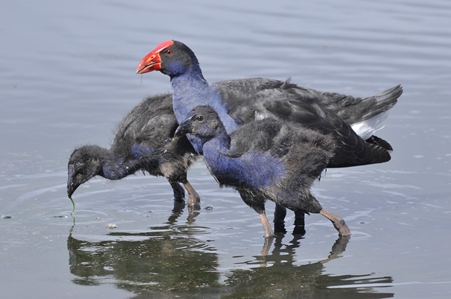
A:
[[67, 94, 200, 206], [136, 39, 402, 234], [175, 106, 350, 237]]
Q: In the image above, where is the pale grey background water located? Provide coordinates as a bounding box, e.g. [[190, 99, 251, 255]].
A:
[[1, 0, 450, 298]]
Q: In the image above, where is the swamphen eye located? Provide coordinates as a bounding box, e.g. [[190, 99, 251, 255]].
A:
[[164, 49, 173, 55], [196, 115, 204, 121], [75, 162, 83, 171]]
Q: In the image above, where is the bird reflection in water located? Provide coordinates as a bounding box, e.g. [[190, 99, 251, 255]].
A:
[[67, 213, 393, 298], [226, 235, 393, 299]]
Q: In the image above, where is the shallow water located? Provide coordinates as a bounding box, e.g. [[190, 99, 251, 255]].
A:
[[1, 0, 451, 298]]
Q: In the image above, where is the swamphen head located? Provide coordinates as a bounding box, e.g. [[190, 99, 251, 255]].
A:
[[67, 146, 104, 198], [174, 106, 226, 142], [136, 40, 200, 78]]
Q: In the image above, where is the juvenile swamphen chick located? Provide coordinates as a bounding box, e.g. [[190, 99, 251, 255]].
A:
[[175, 105, 351, 238], [136, 39, 401, 234], [67, 94, 200, 206]]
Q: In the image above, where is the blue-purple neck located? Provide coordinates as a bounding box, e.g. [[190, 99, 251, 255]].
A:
[[171, 71, 237, 132], [171, 69, 210, 122], [170, 68, 238, 153]]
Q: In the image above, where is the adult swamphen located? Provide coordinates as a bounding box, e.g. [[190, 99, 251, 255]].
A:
[[67, 94, 200, 207], [175, 105, 350, 238], [136, 39, 402, 234]]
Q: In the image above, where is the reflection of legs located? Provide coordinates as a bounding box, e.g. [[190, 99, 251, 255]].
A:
[[183, 180, 200, 208], [168, 200, 185, 224], [260, 234, 275, 257], [320, 209, 351, 237], [318, 235, 350, 264]]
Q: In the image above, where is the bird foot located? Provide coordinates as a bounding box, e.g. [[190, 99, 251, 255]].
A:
[[259, 213, 275, 238], [184, 182, 201, 207], [187, 202, 201, 212], [320, 209, 351, 237], [187, 195, 201, 209]]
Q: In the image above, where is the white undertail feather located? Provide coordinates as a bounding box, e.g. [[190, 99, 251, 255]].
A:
[[254, 110, 270, 120], [351, 111, 389, 140]]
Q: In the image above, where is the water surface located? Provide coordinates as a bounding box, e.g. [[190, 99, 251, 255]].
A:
[[1, 0, 451, 298]]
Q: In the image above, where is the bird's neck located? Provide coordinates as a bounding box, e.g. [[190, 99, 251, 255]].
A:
[[100, 153, 142, 180], [170, 68, 210, 122], [170, 67, 238, 153], [205, 128, 231, 150]]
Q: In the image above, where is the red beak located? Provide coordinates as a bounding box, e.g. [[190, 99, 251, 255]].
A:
[[136, 40, 174, 74]]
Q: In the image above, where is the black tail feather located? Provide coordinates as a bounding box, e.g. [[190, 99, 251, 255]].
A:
[[366, 135, 393, 164]]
